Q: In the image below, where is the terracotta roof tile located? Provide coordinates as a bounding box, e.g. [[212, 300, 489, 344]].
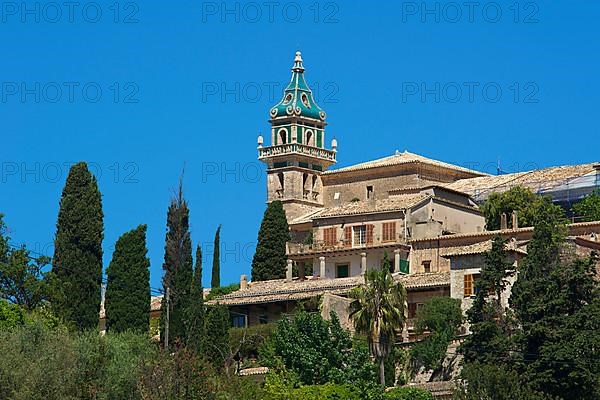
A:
[[446, 163, 598, 200], [323, 151, 488, 177], [440, 240, 527, 257], [207, 272, 450, 306], [314, 194, 430, 218]]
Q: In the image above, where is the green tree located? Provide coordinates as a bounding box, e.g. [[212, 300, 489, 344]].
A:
[[51, 162, 104, 331], [160, 178, 194, 347], [185, 245, 205, 353], [509, 200, 599, 399], [105, 225, 150, 333], [263, 311, 377, 387], [460, 236, 515, 365], [204, 304, 230, 370], [0, 216, 50, 311], [410, 297, 462, 372], [481, 186, 564, 230], [349, 261, 407, 387], [455, 362, 555, 400], [251, 201, 290, 281], [572, 189, 600, 222], [384, 386, 434, 400], [211, 225, 221, 288]]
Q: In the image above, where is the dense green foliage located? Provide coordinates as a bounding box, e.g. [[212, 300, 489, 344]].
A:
[[51, 162, 104, 331], [230, 322, 276, 362], [211, 225, 221, 288], [481, 186, 565, 230], [262, 311, 378, 388], [410, 297, 462, 371], [460, 236, 514, 365], [458, 198, 600, 400], [454, 363, 554, 400], [350, 263, 407, 386], [0, 300, 25, 330], [204, 304, 231, 369], [509, 201, 598, 399], [105, 225, 151, 333], [384, 386, 434, 400], [0, 215, 49, 310], [0, 320, 155, 400], [185, 245, 205, 353], [205, 283, 240, 301], [0, 315, 264, 400], [263, 371, 364, 400], [160, 180, 194, 347], [572, 189, 600, 221], [251, 201, 290, 281]]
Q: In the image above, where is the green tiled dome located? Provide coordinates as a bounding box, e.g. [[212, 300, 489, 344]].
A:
[[270, 52, 326, 122]]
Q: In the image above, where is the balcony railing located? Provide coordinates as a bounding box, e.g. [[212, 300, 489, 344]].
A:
[[258, 143, 336, 162], [287, 236, 407, 255]]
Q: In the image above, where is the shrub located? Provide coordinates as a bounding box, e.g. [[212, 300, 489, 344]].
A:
[[384, 386, 434, 400], [205, 283, 240, 301]]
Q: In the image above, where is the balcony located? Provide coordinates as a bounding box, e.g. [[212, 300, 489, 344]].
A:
[[258, 143, 336, 163], [287, 237, 409, 256]]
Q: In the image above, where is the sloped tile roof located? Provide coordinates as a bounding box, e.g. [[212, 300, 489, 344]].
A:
[[207, 272, 450, 306], [440, 240, 527, 257], [314, 194, 430, 219], [446, 163, 598, 200], [323, 151, 488, 177]]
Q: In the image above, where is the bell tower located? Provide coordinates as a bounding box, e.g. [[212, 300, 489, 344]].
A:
[[257, 51, 337, 222]]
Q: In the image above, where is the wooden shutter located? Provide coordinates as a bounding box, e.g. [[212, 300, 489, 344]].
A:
[[344, 226, 352, 248], [382, 222, 396, 242], [464, 274, 473, 297], [323, 227, 336, 246], [366, 224, 374, 245]]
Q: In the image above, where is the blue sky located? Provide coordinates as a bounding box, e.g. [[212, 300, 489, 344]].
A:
[[1, 0, 599, 291]]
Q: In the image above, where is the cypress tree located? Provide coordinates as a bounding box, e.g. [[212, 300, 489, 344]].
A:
[[160, 179, 194, 347], [251, 201, 290, 281], [51, 162, 103, 331], [105, 225, 150, 333], [211, 225, 221, 288], [186, 245, 205, 353], [205, 304, 230, 369], [460, 236, 515, 365]]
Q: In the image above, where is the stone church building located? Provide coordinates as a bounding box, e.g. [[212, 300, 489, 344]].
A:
[[207, 52, 600, 335]]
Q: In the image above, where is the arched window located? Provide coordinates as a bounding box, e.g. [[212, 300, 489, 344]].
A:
[[305, 130, 314, 146], [278, 129, 287, 144]]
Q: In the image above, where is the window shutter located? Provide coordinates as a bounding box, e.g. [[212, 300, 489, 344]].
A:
[[366, 224, 374, 245], [344, 226, 352, 247], [323, 227, 336, 246], [464, 274, 473, 297]]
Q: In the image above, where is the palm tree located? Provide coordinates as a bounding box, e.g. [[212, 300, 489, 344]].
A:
[[349, 256, 407, 387]]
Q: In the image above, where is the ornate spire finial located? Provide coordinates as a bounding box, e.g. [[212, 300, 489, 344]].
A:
[[292, 51, 304, 72]]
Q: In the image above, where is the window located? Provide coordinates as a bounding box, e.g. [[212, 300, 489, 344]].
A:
[[464, 274, 473, 297], [353, 226, 366, 246], [382, 222, 396, 242], [336, 264, 349, 278], [323, 227, 337, 247], [422, 261, 431, 273], [408, 303, 425, 319], [232, 315, 246, 328], [278, 129, 287, 144], [259, 315, 269, 324], [464, 274, 485, 297], [366, 185, 374, 200]]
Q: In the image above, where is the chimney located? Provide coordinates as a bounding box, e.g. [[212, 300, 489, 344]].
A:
[[286, 259, 293, 282], [500, 213, 508, 230], [240, 275, 248, 290], [512, 211, 518, 229], [594, 164, 600, 185]]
